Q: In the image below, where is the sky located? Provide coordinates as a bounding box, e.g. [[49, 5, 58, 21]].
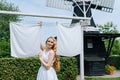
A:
[[4, 0, 120, 42], [5, 0, 120, 26]]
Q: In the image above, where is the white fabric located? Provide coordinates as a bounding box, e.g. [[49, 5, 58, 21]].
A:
[[10, 22, 41, 58], [37, 50, 58, 80], [57, 23, 82, 56]]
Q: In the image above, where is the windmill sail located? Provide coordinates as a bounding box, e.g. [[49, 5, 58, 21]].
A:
[[46, 0, 73, 11], [46, 0, 115, 13], [91, 0, 115, 12]]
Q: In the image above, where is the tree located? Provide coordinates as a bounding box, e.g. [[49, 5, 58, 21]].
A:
[[97, 22, 118, 34], [97, 22, 120, 55], [0, 0, 20, 57], [111, 39, 120, 55]]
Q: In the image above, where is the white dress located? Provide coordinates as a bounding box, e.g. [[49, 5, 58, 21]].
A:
[[37, 50, 58, 80]]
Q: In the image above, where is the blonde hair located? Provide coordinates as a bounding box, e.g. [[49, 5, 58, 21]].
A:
[[46, 37, 60, 71]]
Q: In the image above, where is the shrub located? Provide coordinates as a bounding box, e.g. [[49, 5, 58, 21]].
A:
[[0, 57, 77, 80], [105, 64, 116, 74]]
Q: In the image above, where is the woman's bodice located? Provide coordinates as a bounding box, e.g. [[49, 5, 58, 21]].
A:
[[42, 50, 55, 65], [42, 50, 50, 62]]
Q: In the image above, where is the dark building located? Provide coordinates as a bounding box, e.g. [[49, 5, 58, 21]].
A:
[[71, 1, 120, 76]]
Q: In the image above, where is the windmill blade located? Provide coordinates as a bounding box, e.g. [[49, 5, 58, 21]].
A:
[[46, 0, 115, 13], [46, 0, 73, 11], [91, 0, 115, 12]]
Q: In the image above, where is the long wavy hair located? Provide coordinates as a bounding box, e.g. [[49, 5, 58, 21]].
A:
[[46, 37, 60, 71]]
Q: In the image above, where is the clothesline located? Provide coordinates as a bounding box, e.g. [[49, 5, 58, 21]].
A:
[[0, 10, 91, 20]]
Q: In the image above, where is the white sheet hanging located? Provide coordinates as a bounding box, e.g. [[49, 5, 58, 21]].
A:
[[57, 23, 82, 57], [10, 22, 41, 58]]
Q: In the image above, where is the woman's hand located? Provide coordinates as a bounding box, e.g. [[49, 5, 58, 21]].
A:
[[39, 52, 42, 60], [40, 43, 45, 51]]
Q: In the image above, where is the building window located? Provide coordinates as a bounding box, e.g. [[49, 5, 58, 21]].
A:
[[87, 39, 93, 48]]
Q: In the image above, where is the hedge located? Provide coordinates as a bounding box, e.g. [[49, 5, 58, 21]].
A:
[[0, 57, 78, 80], [0, 56, 120, 80]]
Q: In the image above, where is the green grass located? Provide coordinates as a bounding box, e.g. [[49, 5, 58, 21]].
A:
[[85, 77, 120, 80]]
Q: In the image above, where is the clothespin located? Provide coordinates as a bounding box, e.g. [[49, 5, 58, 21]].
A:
[[37, 21, 42, 27]]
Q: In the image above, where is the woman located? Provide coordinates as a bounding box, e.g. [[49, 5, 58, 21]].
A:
[[37, 37, 60, 80]]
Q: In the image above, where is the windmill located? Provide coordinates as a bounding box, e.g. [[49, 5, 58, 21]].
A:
[[46, 0, 120, 77], [46, 0, 115, 27]]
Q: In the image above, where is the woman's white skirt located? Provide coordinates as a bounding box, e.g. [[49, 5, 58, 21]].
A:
[[36, 66, 58, 80]]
